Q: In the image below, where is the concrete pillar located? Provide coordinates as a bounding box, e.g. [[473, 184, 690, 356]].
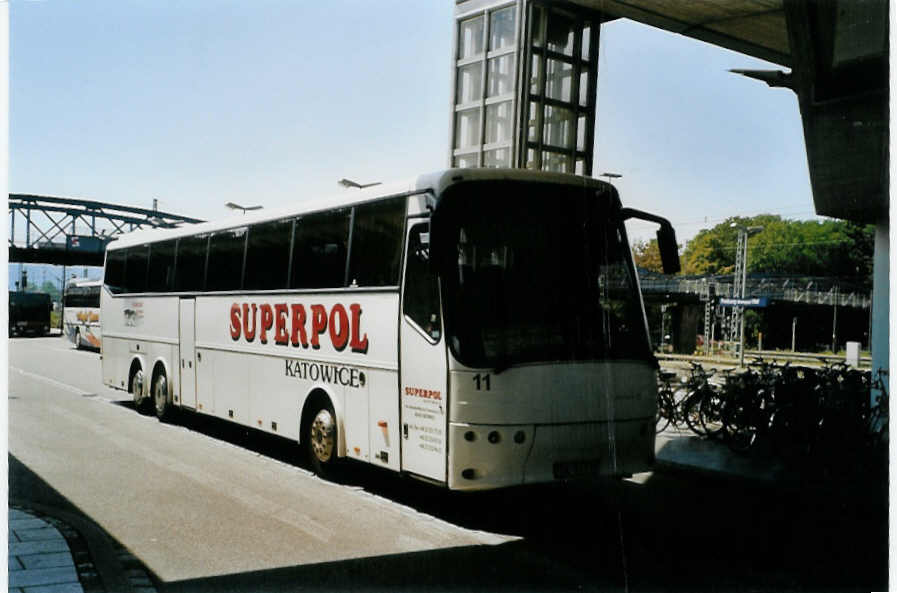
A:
[[671, 304, 700, 355], [870, 221, 888, 404]]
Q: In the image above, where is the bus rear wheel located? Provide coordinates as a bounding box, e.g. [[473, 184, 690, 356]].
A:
[[131, 368, 150, 415], [153, 371, 174, 423], [306, 402, 339, 478], [74, 328, 81, 349]]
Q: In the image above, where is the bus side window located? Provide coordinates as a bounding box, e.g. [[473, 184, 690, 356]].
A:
[[88, 285, 101, 307], [207, 227, 247, 292], [348, 197, 405, 287], [147, 239, 176, 292], [244, 218, 293, 291], [104, 250, 126, 294], [174, 234, 209, 292], [124, 245, 148, 294], [403, 223, 441, 342], [291, 209, 351, 289]]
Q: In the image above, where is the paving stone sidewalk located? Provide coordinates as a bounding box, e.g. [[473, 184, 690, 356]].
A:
[[8, 507, 156, 593]]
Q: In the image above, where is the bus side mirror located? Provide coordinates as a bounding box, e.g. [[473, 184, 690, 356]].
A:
[[656, 223, 681, 275], [620, 208, 680, 275]]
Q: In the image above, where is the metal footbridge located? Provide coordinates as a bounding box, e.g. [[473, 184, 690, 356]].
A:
[[9, 194, 204, 266], [639, 270, 871, 310]]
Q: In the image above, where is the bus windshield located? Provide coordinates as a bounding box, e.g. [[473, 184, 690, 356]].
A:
[[437, 182, 651, 369]]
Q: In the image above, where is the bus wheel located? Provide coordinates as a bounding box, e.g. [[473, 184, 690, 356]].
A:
[[153, 371, 174, 422], [74, 329, 81, 349], [131, 368, 150, 415], [306, 402, 339, 478]]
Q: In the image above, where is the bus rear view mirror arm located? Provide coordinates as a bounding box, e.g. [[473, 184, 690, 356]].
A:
[[619, 208, 681, 275]]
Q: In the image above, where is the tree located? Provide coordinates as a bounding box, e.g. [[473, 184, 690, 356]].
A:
[[39, 281, 61, 302], [632, 239, 664, 273], [681, 215, 873, 286]]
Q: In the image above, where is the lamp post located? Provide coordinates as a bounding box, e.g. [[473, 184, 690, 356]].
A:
[[225, 202, 263, 215], [600, 172, 622, 186], [730, 223, 763, 366], [338, 178, 381, 189]]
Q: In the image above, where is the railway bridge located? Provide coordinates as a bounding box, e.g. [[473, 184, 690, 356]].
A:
[[8, 194, 203, 267]]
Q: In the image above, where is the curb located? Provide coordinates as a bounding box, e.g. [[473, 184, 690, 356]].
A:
[[9, 501, 158, 593]]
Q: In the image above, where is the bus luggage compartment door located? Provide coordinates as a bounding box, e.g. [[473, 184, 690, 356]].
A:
[[178, 298, 197, 409]]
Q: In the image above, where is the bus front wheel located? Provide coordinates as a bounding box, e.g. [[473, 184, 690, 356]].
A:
[[74, 329, 81, 350], [306, 402, 339, 478], [153, 371, 174, 423]]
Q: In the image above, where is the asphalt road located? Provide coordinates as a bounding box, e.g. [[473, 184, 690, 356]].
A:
[[8, 336, 888, 592]]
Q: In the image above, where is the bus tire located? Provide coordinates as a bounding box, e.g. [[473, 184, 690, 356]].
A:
[[74, 328, 81, 350], [131, 367, 150, 415], [153, 369, 174, 423], [305, 399, 340, 479]]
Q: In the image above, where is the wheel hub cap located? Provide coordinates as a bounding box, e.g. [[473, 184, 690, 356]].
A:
[[311, 410, 335, 462]]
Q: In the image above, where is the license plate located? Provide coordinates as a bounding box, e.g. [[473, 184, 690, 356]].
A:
[[553, 459, 601, 479]]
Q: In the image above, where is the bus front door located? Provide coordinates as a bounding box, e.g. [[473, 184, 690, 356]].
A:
[[399, 222, 448, 483], [178, 298, 197, 409]]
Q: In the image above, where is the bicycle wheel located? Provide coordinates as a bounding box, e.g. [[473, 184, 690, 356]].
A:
[[683, 393, 707, 436], [770, 405, 813, 466], [699, 389, 725, 439], [722, 394, 758, 453]]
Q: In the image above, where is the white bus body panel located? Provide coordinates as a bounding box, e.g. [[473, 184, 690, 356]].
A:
[[192, 292, 401, 470], [102, 288, 402, 471], [101, 290, 180, 393], [64, 308, 102, 348], [446, 359, 656, 490]]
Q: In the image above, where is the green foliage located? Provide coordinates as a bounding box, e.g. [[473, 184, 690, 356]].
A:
[[679, 215, 874, 285], [632, 238, 664, 273], [39, 281, 61, 302]]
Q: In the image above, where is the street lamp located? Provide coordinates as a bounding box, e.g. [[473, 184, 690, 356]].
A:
[[729, 223, 764, 366], [600, 172, 622, 185], [338, 178, 381, 189], [225, 202, 263, 215]]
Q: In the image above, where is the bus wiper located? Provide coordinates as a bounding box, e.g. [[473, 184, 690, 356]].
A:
[[493, 357, 513, 375]]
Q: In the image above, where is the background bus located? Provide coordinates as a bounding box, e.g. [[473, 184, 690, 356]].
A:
[[100, 169, 678, 491], [63, 278, 102, 349], [9, 291, 53, 337]]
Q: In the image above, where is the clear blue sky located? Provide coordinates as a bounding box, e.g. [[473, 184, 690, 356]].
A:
[[11, 1, 815, 250]]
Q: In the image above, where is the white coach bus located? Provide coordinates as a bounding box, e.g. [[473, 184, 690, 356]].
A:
[[64, 278, 102, 349], [100, 169, 679, 490]]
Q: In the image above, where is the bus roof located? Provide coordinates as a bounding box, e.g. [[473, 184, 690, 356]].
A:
[[9, 291, 52, 303], [107, 169, 611, 251], [65, 278, 103, 289]]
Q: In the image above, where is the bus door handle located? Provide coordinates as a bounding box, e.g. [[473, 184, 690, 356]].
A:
[[403, 424, 409, 439]]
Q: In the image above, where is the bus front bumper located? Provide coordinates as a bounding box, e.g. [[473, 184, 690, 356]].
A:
[[447, 418, 655, 491]]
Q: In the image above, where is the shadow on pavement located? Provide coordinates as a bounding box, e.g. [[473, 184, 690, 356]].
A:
[[164, 541, 595, 593], [32, 403, 890, 593], [9, 453, 161, 592]]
